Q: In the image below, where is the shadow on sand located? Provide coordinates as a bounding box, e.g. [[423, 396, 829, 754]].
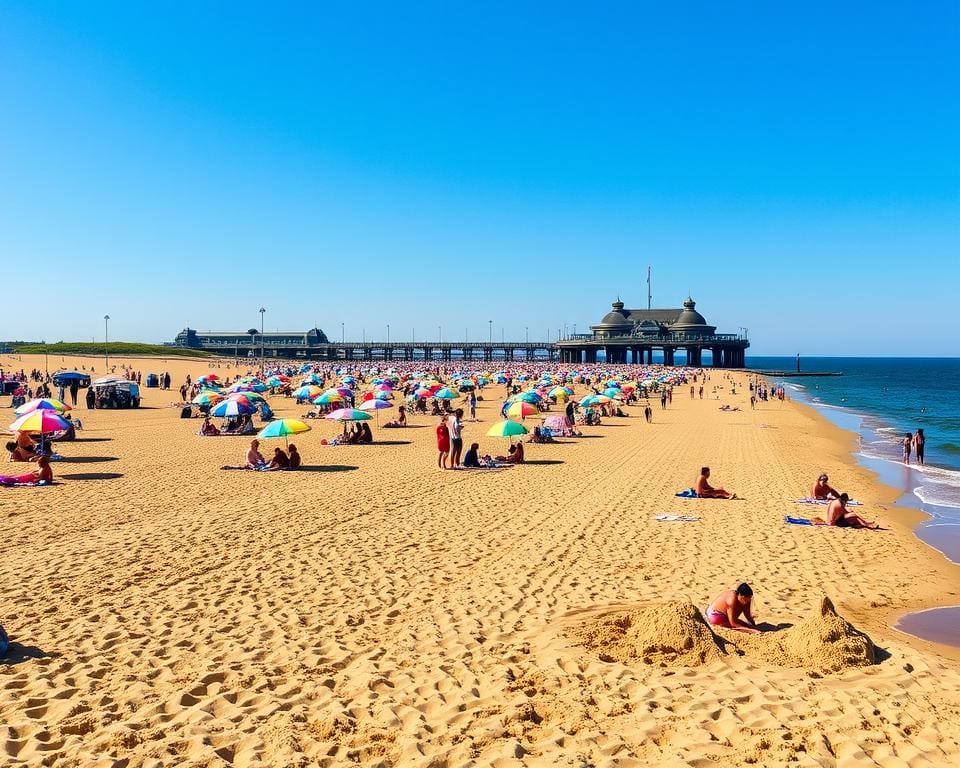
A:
[[60, 472, 124, 481], [1, 643, 56, 666], [296, 465, 360, 473], [58, 456, 118, 464], [523, 459, 565, 466]]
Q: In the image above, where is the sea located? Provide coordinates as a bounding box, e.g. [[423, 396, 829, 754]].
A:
[[748, 356, 960, 646]]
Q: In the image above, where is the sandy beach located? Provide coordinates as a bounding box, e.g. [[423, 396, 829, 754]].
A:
[[2, 353, 959, 767]]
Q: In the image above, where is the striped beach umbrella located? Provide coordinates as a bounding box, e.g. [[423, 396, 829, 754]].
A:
[[9, 410, 72, 434], [14, 398, 71, 416], [486, 419, 529, 438]]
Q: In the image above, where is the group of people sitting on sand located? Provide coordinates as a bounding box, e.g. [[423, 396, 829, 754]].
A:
[[688, 467, 879, 529], [811, 473, 879, 529], [241, 439, 301, 471], [459, 441, 524, 468]]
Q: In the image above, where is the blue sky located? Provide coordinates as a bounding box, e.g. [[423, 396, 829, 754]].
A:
[[1, 2, 957, 355]]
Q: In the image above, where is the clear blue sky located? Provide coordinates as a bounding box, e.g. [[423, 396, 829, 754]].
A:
[[1, 2, 957, 355]]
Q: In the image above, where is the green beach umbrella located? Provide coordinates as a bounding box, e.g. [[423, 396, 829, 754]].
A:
[[257, 418, 311, 446], [486, 419, 529, 438]]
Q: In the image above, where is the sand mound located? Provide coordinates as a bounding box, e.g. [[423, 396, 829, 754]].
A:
[[574, 601, 723, 667], [733, 596, 876, 673], [780, 596, 876, 672]]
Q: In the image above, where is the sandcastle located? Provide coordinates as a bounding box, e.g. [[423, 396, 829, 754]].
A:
[[576, 596, 876, 673]]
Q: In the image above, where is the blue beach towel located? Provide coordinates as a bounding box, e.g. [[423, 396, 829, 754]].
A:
[[675, 489, 698, 498], [784, 516, 827, 526]]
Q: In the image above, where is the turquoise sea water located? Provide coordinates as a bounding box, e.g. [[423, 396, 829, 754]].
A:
[[748, 356, 960, 646]]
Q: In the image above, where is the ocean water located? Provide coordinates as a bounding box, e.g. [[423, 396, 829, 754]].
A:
[[748, 356, 960, 647]]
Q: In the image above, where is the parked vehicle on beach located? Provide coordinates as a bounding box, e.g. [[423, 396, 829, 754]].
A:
[[91, 377, 140, 408]]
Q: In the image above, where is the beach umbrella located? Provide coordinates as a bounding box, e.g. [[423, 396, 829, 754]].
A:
[[313, 391, 344, 406], [192, 391, 223, 406], [359, 399, 392, 411], [325, 408, 371, 421], [375, 391, 392, 401], [212, 398, 257, 417], [516, 391, 541, 404], [486, 419, 529, 438], [433, 387, 457, 400], [579, 395, 602, 407], [293, 385, 322, 400], [232, 391, 266, 403], [197, 374, 219, 384], [257, 418, 311, 446], [505, 401, 538, 420], [543, 415, 569, 432], [9, 410, 72, 435], [14, 398, 71, 416], [603, 387, 624, 399]]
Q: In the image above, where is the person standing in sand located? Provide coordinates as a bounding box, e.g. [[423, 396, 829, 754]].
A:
[[448, 408, 464, 468], [436, 416, 450, 470], [827, 493, 879, 529], [695, 467, 737, 499], [706, 583, 761, 634], [913, 429, 925, 466]]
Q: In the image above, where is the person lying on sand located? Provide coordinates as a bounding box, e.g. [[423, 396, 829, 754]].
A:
[[827, 493, 879, 529], [812, 473, 839, 500], [706, 583, 761, 634], [695, 467, 737, 499]]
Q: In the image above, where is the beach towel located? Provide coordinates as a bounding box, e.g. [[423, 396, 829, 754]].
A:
[[795, 498, 862, 506], [0, 625, 8, 658], [675, 488, 698, 498], [655, 514, 700, 522], [784, 515, 828, 526]]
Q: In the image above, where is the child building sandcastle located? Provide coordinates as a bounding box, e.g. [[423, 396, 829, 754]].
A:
[[574, 596, 876, 673]]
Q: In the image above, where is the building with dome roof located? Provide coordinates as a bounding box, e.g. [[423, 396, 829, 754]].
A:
[[556, 297, 748, 366]]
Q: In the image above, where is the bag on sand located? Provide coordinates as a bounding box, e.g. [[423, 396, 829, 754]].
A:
[[0, 625, 9, 658], [180, 406, 192, 419]]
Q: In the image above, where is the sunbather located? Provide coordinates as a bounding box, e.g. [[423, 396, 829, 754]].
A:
[[245, 440, 267, 470], [827, 493, 879, 529], [0, 456, 53, 486], [695, 467, 737, 499], [266, 447, 290, 470], [812, 473, 839, 500], [286, 444, 301, 470]]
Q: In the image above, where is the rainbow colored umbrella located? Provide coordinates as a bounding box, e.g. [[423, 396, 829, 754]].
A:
[[325, 408, 371, 422], [212, 398, 257, 417], [192, 391, 224, 406], [257, 418, 311, 446], [14, 398, 71, 416], [313, 392, 344, 406], [9, 410, 72, 434], [505, 401, 538, 420]]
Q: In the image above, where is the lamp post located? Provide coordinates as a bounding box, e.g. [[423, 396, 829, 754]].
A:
[[488, 319, 492, 343], [104, 315, 110, 371], [43, 339, 48, 379], [341, 322, 345, 344], [259, 308, 266, 376], [525, 326, 529, 344], [438, 325, 442, 344], [387, 324, 390, 344]]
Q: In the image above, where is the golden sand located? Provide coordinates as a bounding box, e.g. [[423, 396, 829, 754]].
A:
[[2, 353, 960, 766]]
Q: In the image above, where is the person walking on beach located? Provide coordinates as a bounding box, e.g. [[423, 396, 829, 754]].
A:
[[69, 381, 79, 406], [436, 416, 450, 469], [695, 467, 737, 499], [706, 584, 761, 634], [644, 404, 652, 423], [827, 493, 879, 530], [448, 408, 464, 468], [902, 433, 912, 465], [913, 429, 925, 465], [660, 390, 667, 409]]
